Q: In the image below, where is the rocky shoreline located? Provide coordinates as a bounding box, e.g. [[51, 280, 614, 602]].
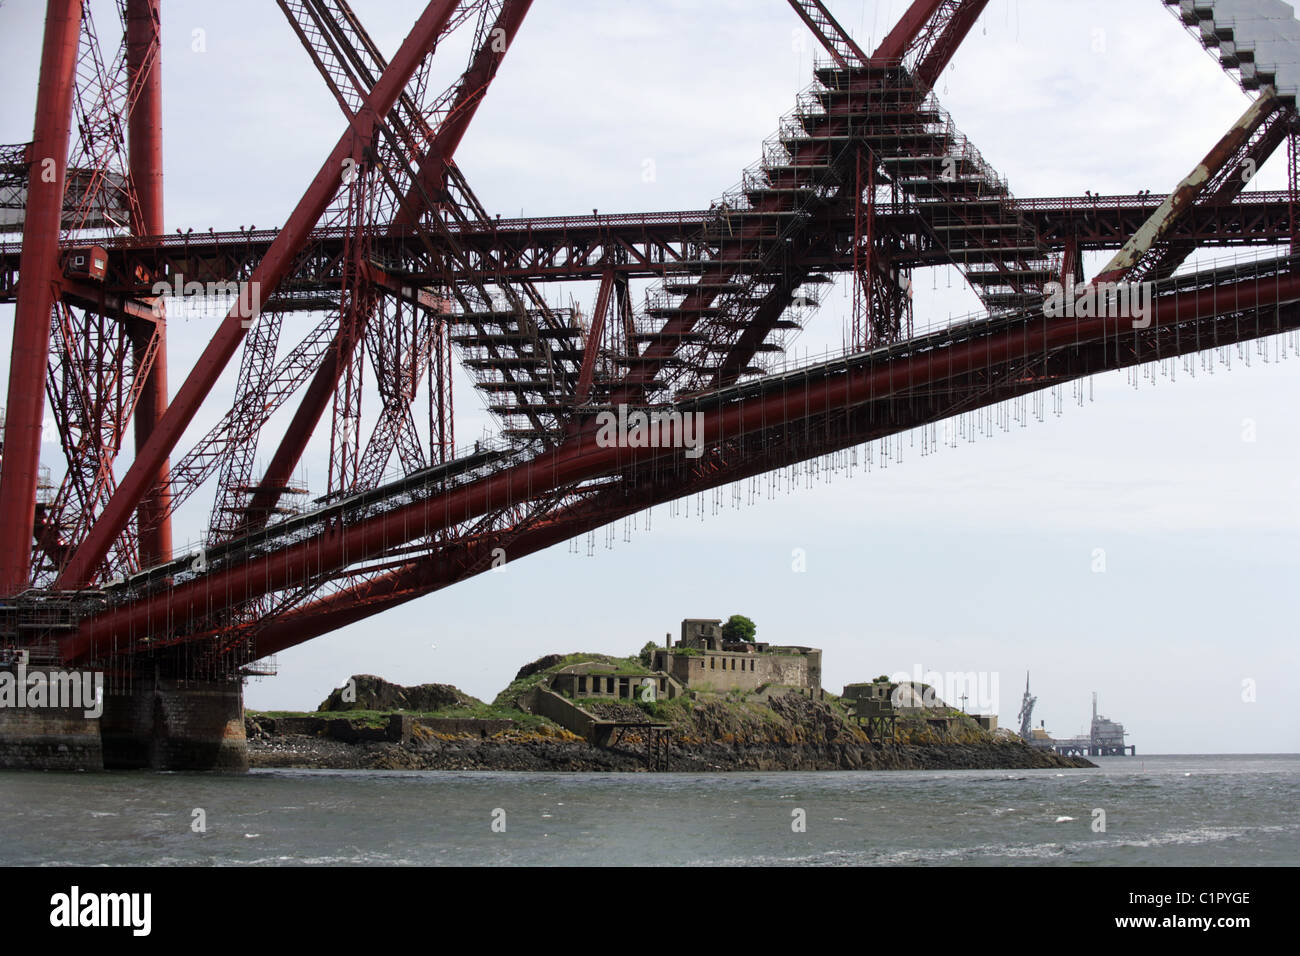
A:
[[248, 731, 1093, 773], [247, 689, 1095, 773]]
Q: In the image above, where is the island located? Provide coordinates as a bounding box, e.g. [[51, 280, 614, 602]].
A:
[[246, 617, 1093, 772]]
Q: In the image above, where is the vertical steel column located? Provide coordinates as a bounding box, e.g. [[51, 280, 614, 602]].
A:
[[432, 305, 452, 465], [0, 0, 84, 595], [1060, 235, 1079, 287], [851, 149, 865, 349], [126, 0, 171, 566], [1289, 130, 1298, 259], [866, 157, 877, 344]]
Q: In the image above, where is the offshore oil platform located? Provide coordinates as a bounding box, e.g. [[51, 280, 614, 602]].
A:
[[1018, 675, 1135, 757]]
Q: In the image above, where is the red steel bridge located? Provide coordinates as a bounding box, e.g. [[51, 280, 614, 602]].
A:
[[2, 0, 1299, 767]]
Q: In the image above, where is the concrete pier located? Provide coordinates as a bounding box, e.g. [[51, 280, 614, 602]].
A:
[[0, 665, 105, 771], [1, 663, 247, 772], [101, 676, 248, 772]]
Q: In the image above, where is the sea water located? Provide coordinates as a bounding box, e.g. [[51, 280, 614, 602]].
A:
[[1, 754, 1295, 866]]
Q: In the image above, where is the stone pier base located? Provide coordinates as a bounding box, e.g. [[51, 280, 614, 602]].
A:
[[0, 666, 105, 771], [2, 661, 247, 773], [101, 677, 248, 772]]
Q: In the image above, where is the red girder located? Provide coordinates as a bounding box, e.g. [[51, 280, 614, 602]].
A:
[[871, 0, 989, 91], [59, 266, 1300, 664], [7, 0, 1300, 676], [910, 1, 989, 91], [28, 0, 171, 587], [55, 0, 465, 588], [574, 267, 615, 406], [0, 0, 84, 594], [1291, 131, 1300, 257], [874, 0, 947, 62], [1094, 90, 1292, 286], [5, 195, 1296, 297], [785, 0, 869, 69], [125, 0, 171, 568], [394, 0, 534, 227], [183, 269, 1300, 659], [242, 0, 534, 533]]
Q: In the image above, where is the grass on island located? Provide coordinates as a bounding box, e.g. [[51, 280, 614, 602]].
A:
[[490, 651, 648, 709], [250, 650, 998, 747]]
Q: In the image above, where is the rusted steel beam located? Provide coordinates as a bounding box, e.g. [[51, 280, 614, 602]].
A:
[[58, 277, 160, 323], [1093, 90, 1287, 286], [4, 195, 1296, 295]]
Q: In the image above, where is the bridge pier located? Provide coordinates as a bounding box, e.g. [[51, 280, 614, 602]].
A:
[[101, 675, 248, 772], [0, 665, 104, 771]]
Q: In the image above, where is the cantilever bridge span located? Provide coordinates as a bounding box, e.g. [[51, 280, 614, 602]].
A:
[[1, 0, 1298, 769]]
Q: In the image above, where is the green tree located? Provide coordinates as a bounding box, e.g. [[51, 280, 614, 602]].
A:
[[721, 614, 756, 643], [639, 641, 659, 667]]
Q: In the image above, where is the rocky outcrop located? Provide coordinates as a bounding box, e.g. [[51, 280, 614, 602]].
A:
[[512, 654, 563, 682], [250, 689, 1092, 772], [662, 692, 1089, 772], [316, 674, 479, 713]]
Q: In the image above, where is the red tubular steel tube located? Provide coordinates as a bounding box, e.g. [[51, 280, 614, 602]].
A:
[[126, 0, 172, 567], [0, 0, 84, 594], [872, 0, 945, 61]]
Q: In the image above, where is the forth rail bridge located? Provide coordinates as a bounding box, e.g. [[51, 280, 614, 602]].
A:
[[0, 0, 1297, 770]]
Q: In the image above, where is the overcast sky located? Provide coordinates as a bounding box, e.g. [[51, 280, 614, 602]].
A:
[[1, 1, 1297, 753]]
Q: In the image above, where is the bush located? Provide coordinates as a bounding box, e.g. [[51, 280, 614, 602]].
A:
[[639, 641, 659, 667]]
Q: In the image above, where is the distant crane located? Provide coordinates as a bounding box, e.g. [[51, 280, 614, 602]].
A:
[[1017, 672, 1037, 741]]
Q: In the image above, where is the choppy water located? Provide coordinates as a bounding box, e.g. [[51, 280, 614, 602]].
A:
[[1, 754, 1295, 866]]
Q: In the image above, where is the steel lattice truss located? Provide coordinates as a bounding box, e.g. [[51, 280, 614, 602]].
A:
[[2, 0, 1299, 678]]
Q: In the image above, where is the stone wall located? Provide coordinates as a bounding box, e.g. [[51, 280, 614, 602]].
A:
[[0, 666, 103, 771], [2, 669, 246, 772], [101, 678, 247, 772], [550, 670, 682, 701], [653, 647, 821, 694], [523, 687, 597, 741]]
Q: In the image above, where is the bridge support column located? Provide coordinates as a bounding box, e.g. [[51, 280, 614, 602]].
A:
[[101, 674, 248, 772], [0, 664, 105, 771]]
